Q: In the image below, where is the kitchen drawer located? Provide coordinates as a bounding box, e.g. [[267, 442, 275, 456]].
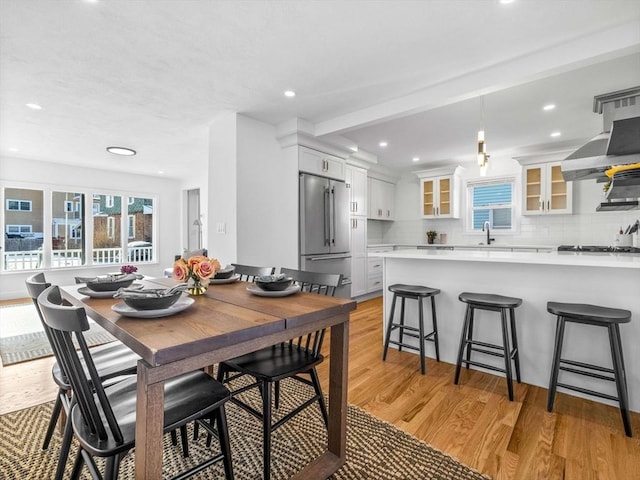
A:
[[367, 258, 384, 275], [367, 276, 383, 291]]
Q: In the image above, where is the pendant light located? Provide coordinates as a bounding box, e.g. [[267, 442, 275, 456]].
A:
[[477, 96, 489, 176]]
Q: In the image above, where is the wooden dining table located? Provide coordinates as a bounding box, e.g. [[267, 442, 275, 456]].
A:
[[60, 277, 356, 479]]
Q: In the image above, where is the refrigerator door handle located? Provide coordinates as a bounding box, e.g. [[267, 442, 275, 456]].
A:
[[331, 186, 336, 245], [308, 254, 352, 261], [324, 187, 331, 246]]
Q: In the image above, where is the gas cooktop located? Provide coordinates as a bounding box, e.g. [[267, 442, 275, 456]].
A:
[[557, 245, 640, 254]]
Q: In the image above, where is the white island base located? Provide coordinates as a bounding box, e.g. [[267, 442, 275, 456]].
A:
[[374, 250, 640, 413]]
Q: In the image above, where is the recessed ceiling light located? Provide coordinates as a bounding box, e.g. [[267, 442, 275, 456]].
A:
[[379, 141, 388, 147], [158, 170, 164, 174], [499, 0, 515, 4], [412, 157, 420, 162], [107, 146, 136, 156], [9, 147, 18, 152], [284, 90, 296, 98], [550, 132, 561, 137], [26, 103, 42, 110], [543, 104, 556, 111]]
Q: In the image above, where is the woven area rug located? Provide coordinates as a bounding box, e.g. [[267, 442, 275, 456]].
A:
[[0, 303, 117, 365], [0, 378, 490, 479]]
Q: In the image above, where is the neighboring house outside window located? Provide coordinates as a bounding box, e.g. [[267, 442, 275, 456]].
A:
[[128, 215, 135, 239], [6, 199, 32, 211], [466, 177, 516, 232], [106, 195, 114, 208], [107, 217, 115, 239]]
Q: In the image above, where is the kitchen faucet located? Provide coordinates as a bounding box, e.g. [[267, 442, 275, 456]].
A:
[[483, 221, 495, 245]]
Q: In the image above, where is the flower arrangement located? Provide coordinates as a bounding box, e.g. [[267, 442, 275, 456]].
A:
[[120, 264, 138, 275], [426, 230, 437, 244], [173, 255, 221, 295]]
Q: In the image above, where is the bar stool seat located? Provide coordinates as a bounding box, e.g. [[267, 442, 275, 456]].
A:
[[454, 292, 522, 401], [547, 301, 632, 437], [383, 284, 440, 375]]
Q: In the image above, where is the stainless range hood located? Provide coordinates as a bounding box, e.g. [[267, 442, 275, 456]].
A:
[[561, 87, 640, 182], [561, 87, 640, 211]]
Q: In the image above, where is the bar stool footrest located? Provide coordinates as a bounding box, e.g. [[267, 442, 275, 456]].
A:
[[388, 340, 421, 352], [559, 365, 616, 382], [560, 358, 615, 375], [556, 382, 620, 402], [469, 346, 506, 359], [461, 359, 506, 375]]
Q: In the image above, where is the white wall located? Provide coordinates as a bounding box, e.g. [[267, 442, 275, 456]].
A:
[[236, 115, 298, 270], [0, 156, 182, 300], [207, 113, 238, 265], [372, 156, 640, 247]]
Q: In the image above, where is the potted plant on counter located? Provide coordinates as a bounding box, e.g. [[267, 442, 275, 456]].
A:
[[426, 230, 437, 244]]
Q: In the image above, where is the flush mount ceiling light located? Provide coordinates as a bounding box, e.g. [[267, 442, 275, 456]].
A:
[[550, 131, 562, 137], [26, 103, 42, 110], [543, 104, 556, 111], [379, 141, 388, 147], [477, 97, 490, 176], [284, 90, 296, 98], [107, 146, 136, 156]]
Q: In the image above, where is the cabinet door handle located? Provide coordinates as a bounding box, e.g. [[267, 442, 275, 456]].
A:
[[387, 209, 390, 217], [355, 201, 358, 213], [547, 200, 550, 211]]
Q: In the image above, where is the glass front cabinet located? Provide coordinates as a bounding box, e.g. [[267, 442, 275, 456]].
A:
[[523, 162, 572, 215]]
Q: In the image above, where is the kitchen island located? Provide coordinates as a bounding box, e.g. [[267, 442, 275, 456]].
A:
[[370, 249, 640, 412]]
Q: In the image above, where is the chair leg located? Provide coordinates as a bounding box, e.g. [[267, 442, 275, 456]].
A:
[[43, 389, 65, 450], [465, 307, 475, 369], [454, 305, 472, 385], [309, 368, 329, 429], [215, 406, 235, 480], [180, 425, 190, 457], [418, 297, 426, 375], [430, 296, 440, 362], [509, 308, 521, 383], [171, 429, 178, 445], [262, 380, 273, 480], [609, 324, 633, 437], [274, 380, 281, 410], [500, 308, 514, 401], [398, 297, 406, 352], [382, 293, 398, 360], [547, 316, 566, 412], [55, 407, 75, 480]]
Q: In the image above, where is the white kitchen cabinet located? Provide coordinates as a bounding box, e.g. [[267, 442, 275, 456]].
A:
[[345, 165, 367, 215], [367, 245, 393, 293], [523, 162, 572, 215], [350, 217, 368, 297], [419, 174, 461, 219], [368, 178, 395, 220], [298, 145, 345, 181]]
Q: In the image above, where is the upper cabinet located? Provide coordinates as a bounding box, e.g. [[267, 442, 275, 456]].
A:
[[416, 167, 463, 219], [522, 162, 572, 215], [345, 165, 367, 216], [298, 145, 345, 181], [368, 178, 395, 221]]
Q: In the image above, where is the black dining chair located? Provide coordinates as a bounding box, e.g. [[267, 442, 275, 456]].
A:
[[37, 285, 234, 480], [230, 263, 275, 282], [26, 273, 142, 478], [217, 268, 342, 480]]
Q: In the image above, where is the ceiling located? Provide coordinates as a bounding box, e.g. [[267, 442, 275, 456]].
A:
[[1, 0, 639, 180]]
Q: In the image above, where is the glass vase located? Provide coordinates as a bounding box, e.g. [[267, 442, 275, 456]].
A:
[[188, 280, 207, 296]]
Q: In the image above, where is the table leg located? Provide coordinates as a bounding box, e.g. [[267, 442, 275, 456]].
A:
[[135, 361, 165, 479], [328, 318, 349, 460]]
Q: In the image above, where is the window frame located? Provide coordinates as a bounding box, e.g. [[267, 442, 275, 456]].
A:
[[464, 176, 519, 235], [1, 182, 158, 272], [6, 199, 32, 211]]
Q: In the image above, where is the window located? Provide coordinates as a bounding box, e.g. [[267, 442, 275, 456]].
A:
[[128, 215, 135, 239], [467, 178, 515, 232], [106, 217, 115, 238], [2, 185, 156, 271], [6, 225, 32, 235], [6, 199, 32, 211]]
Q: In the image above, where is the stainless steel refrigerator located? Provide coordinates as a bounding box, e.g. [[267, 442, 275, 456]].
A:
[[299, 173, 352, 298]]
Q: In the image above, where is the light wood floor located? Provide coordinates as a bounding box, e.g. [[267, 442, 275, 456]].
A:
[[1, 297, 638, 479]]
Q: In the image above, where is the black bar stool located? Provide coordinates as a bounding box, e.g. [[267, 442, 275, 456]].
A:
[[547, 301, 633, 437], [454, 292, 522, 401], [382, 284, 440, 374]]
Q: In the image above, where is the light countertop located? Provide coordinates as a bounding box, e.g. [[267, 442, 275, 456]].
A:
[[369, 248, 640, 269]]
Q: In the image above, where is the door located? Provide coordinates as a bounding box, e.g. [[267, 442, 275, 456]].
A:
[[330, 180, 350, 253], [300, 174, 330, 255]]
